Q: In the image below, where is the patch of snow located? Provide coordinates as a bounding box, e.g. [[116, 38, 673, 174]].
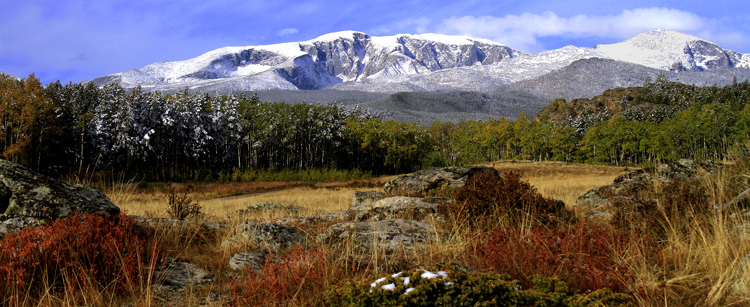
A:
[[381, 283, 396, 290]]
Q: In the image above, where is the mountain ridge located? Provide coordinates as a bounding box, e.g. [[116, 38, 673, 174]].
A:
[[93, 29, 749, 95]]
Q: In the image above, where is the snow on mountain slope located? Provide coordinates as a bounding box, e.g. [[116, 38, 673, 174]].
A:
[[594, 29, 742, 71], [93, 29, 749, 93], [95, 31, 518, 92]]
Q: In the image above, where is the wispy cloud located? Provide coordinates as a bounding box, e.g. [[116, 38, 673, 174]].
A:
[[433, 8, 746, 52], [277, 28, 299, 37]]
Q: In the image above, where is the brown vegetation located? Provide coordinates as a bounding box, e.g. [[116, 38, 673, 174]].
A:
[[6, 161, 750, 306]]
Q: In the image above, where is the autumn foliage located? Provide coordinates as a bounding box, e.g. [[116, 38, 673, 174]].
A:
[[473, 224, 639, 293], [0, 213, 163, 301], [231, 246, 351, 306]]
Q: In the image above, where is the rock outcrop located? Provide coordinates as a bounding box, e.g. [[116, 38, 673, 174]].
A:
[[222, 221, 308, 251], [154, 257, 214, 293], [0, 159, 120, 237], [383, 166, 498, 196], [347, 196, 452, 222], [574, 159, 721, 222], [317, 219, 437, 253]]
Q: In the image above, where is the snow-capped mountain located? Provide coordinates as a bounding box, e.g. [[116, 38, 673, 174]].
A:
[[594, 29, 749, 71], [93, 29, 749, 93], [94, 31, 518, 92]]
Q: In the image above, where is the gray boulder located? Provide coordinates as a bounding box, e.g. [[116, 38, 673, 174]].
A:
[[154, 257, 214, 293], [222, 222, 308, 251], [575, 159, 720, 222], [383, 166, 499, 196], [317, 219, 437, 253], [347, 196, 453, 222], [0, 159, 119, 237], [353, 191, 386, 207]]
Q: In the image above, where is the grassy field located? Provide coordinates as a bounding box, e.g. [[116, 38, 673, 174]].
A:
[[112, 161, 628, 220], [9, 161, 750, 306]]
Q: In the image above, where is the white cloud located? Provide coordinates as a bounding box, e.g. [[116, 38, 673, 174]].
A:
[[434, 8, 745, 52], [277, 28, 299, 37]]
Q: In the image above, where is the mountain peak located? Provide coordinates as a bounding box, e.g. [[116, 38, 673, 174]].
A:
[[309, 31, 368, 42]]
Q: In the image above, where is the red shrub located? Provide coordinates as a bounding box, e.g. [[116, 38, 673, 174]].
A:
[[473, 224, 639, 293], [0, 213, 164, 300], [232, 246, 352, 307]]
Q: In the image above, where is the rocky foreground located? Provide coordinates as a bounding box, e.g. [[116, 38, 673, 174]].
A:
[[3, 159, 750, 303]]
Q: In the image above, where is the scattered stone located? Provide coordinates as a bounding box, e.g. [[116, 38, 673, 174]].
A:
[[154, 257, 214, 293], [383, 166, 499, 196], [317, 219, 437, 253], [229, 252, 269, 271], [0, 159, 119, 237], [347, 196, 453, 222], [236, 201, 306, 216], [222, 222, 308, 251]]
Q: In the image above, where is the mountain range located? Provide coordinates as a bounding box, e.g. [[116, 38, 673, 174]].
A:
[[93, 29, 750, 124]]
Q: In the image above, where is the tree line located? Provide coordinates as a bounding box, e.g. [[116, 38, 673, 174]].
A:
[[0, 73, 430, 180], [2, 72, 750, 181]]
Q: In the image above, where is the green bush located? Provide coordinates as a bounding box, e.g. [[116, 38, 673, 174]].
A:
[[325, 269, 634, 307]]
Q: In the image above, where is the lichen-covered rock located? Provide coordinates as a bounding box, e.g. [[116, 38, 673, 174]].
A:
[[0, 159, 119, 237], [236, 201, 306, 216], [383, 166, 499, 195], [154, 257, 214, 293], [614, 159, 721, 183], [575, 159, 720, 223], [347, 196, 452, 222], [0, 217, 41, 238], [222, 222, 308, 251], [353, 191, 386, 207], [317, 219, 437, 253], [229, 252, 270, 271]]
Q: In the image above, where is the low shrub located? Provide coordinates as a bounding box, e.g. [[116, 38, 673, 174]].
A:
[[440, 170, 572, 228], [165, 184, 201, 220], [473, 224, 638, 293], [325, 269, 634, 307], [0, 213, 164, 302], [231, 246, 352, 306]]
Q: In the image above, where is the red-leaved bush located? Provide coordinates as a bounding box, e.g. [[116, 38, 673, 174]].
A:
[[0, 213, 164, 301], [473, 224, 640, 293], [232, 246, 352, 307]]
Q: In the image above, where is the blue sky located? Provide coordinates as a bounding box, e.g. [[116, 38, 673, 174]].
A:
[[1, 0, 748, 85]]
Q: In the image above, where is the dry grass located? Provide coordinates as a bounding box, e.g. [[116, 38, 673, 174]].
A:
[[487, 161, 632, 207], [21, 161, 750, 306]]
